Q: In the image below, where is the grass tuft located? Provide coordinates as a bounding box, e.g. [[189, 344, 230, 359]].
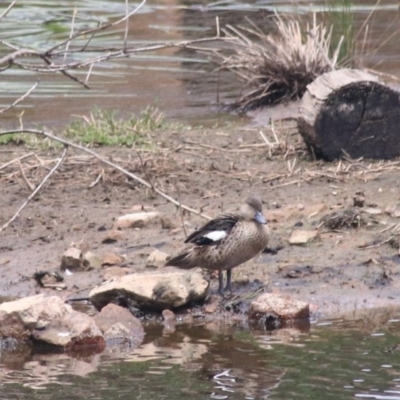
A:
[[216, 13, 342, 109], [63, 106, 169, 147]]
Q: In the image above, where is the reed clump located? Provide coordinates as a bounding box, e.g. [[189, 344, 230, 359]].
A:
[[217, 14, 343, 109]]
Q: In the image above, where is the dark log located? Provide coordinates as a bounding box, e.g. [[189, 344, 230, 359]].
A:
[[297, 69, 400, 161]]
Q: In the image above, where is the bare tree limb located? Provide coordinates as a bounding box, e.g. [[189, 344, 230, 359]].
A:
[[0, 129, 211, 221], [0, 146, 68, 232]]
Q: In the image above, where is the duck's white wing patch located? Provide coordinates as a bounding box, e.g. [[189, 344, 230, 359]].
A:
[[203, 230, 227, 242]]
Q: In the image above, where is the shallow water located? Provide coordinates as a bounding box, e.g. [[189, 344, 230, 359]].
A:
[[1, 0, 399, 129], [2, 313, 400, 399]]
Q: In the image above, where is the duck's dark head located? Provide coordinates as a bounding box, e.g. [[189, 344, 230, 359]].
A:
[[240, 196, 267, 224]]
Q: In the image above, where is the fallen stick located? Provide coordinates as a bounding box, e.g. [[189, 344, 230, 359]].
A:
[[0, 146, 68, 232], [0, 129, 211, 221], [0, 152, 35, 171]]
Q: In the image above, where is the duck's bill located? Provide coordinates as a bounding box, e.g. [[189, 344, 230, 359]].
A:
[[255, 211, 267, 224]]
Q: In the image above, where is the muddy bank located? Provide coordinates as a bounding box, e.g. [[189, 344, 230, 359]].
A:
[[1, 121, 400, 319]]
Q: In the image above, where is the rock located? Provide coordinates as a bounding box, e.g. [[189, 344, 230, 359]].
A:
[[102, 253, 124, 266], [89, 269, 209, 311], [146, 249, 169, 268], [32, 310, 105, 350], [289, 230, 319, 245], [0, 312, 27, 339], [161, 217, 176, 229], [353, 195, 365, 208], [33, 271, 65, 290], [0, 294, 72, 336], [102, 230, 124, 244], [161, 309, 176, 333], [249, 293, 310, 321], [93, 303, 144, 347], [204, 296, 219, 314], [363, 207, 382, 215], [162, 309, 176, 322], [113, 211, 161, 230], [83, 251, 102, 270], [103, 266, 131, 281], [60, 247, 83, 271]]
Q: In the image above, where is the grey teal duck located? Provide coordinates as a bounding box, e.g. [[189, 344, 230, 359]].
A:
[[165, 196, 270, 294]]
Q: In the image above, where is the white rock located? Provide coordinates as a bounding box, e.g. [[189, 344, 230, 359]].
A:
[[289, 230, 319, 245], [249, 293, 310, 320], [113, 211, 161, 229], [89, 269, 209, 311], [32, 310, 105, 350], [146, 249, 169, 268], [0, 294, 72, 333]]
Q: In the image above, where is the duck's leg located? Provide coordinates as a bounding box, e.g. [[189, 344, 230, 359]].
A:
[[224, 269, 232, 293], [217, 270, 224, 295]]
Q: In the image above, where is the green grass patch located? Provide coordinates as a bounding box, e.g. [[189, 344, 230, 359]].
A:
[[0, 106, 179, 148], [63, 106, 172, 147]]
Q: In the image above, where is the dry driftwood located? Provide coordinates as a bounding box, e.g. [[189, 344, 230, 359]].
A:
[[298, 69, 400, 161]]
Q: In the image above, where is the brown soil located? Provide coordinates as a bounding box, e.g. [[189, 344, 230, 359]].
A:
[[2, 120, 400, 318]]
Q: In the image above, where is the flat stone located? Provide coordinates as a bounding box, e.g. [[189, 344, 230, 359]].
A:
[[102, 230, 124, 244], [289, 230, 319, 245], [102, 253, 124, 266], [113, 211, 161, 230], [60, 247, 83, 271], [32, 310, 105, 350], [89, 269, 209, 311], [249, 293, 310, 321], [146, 249, 169, 268], [93, 303, 144, 347]]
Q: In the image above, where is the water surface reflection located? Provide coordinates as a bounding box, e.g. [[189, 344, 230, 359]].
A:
[[2, 314, 400, 399]]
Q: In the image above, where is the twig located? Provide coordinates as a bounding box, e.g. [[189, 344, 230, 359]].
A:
[[18, 160, 35, 191], [45, 0, 147, 54], [176, 181, 188, 238], [0, 81, 39, 114], [0, 129, 211, 220], [0, 146, 68, 232], [0, 152, 35, 171], [0, 0, 17, 22], [124, 0, 129, 50]]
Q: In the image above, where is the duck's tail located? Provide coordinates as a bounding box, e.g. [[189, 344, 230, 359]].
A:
[[165, 251, 196, 269]]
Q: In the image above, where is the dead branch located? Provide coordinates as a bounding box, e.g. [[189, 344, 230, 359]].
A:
[[0, 129, 211, 221], [0, 146, 68, 232], [0, 0, 222, 90]]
